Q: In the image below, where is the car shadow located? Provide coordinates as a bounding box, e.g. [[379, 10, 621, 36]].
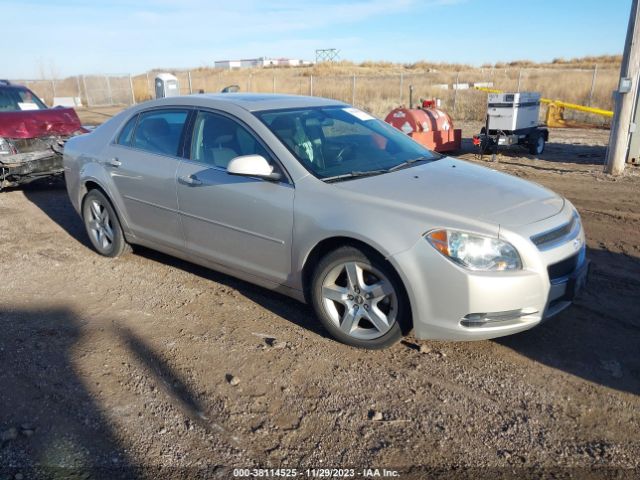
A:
[[495, 246, 640, 396], [133, 246, 329, 340], [0, 306, 139, 479], [21, 183, 329, 340], [20, 179, 93, 250]]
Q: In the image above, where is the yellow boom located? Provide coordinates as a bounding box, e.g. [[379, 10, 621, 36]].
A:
[[473, 86, 613, 118]]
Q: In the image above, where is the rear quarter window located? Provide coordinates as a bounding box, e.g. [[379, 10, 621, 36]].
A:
[[116, 115, 138, 146]]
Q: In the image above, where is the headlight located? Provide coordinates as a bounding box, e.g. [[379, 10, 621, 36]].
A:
[[0, 137, 14, 155], [426, 229, 522, 271]]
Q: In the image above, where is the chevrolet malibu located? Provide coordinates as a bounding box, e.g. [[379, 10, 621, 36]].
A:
[[63, 94, 589, 349]]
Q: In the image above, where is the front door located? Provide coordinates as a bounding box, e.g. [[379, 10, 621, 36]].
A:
[[176, 110, 294, 284]]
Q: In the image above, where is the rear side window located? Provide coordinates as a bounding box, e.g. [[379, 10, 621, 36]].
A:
[[132, 109, 189, 156], [116, 115, 138, 146]]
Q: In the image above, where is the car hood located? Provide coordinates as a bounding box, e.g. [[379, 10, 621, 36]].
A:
[[0, 108, 85, 139], [332, 158, 564, 228]]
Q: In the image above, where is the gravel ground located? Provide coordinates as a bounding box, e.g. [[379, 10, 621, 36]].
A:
[[1, 123, 639, 479]]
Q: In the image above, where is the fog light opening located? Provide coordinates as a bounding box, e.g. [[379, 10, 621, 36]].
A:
[[461, 308, 538, 328]]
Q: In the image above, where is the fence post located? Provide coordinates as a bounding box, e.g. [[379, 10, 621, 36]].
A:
[[273, 74, 276, 93], [588, 64, 598, 106], [51, 80, 56, 104], [352, 74, 356, 105], [399, 72, 403, 104], [310, 75, 313, 96], [75, 76, 82, 105], [129, 74, 136, 105], [453, 72, 459, 112], [516, 69, 522, 92], [187, 71, 193, 94], [146, 72, 151, 98], [82, 75, 90, 107], [105, 75, 113, 105], [247, 73, 252, 92]]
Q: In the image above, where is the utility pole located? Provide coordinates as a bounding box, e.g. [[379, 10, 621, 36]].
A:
[[605, 0, 640, 175]]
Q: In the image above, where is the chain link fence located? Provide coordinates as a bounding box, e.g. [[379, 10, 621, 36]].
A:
[[10, 66, 616, 124], [10, 74, 135, 108]]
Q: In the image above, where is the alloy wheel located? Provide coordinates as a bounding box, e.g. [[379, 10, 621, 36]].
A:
[[321, 261, 398, 340], [87, 199, 114, 251]]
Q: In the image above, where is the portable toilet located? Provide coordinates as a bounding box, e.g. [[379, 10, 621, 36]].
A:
[[155, 73, 180, 98]]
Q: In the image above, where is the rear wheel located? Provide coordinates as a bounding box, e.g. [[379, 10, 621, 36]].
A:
[[528, 133, 545, 155], [311, 246, 409, 349], [82, 189, 130, 257]]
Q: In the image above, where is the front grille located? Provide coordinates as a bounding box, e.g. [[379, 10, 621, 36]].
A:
[[531, 216, 577, 249], [547, 252, 579, 281]]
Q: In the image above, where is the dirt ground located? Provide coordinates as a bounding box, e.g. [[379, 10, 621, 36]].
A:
[[76, 106, 126, 127], [1, 120, 639, 479]]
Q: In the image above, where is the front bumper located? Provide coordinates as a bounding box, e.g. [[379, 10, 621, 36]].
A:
[[390, 215, 588, 341], [545, 255, 590, 318], [1, 146, 64, 189]]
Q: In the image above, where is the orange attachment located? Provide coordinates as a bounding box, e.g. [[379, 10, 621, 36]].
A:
[[427, 230, 449, 256], [385, 104, 462, 153]]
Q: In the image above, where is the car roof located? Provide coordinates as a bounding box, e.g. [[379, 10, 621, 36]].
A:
[[148, 93, 348, 113], [0, 84, 29, 91]]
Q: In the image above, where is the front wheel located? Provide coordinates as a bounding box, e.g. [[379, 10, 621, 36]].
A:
[[82, 189, 130, 257], [311, 246, 410, 349]]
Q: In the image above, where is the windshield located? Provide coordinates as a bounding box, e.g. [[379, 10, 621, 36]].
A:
[[0, 88, 47, 112], [256, 106, 441, 180]]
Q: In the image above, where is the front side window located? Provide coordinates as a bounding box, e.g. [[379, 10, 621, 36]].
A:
[[132, 109, 188, 156], [190, 111, 273, 169], [0, 87, 47, 111], [256, 106, 441, 180]]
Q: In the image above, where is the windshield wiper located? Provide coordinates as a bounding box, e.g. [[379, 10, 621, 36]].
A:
[[322, 155, 435, 182], [386, 156, 433, 172], [322, 170, 388, 183]]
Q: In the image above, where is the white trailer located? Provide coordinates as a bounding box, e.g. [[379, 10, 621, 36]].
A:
[[155, 73, 180, 99], [474, 91, 549, 156]]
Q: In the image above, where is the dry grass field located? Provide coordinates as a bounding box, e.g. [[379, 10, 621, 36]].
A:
[[130, 55, 621, 122], [17, 55, 621, 124]]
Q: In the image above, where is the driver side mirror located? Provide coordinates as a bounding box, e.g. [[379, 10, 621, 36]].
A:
[[227, 154, 282, 181]]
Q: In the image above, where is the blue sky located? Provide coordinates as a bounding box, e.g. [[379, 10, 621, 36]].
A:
[[3, 0, 632, 78]]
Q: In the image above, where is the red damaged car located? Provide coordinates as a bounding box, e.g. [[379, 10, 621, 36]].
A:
[[0, 80, 87, 189]]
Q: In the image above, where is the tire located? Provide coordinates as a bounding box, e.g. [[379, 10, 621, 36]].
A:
[[310, 246, 410, 349], [528, 133, 545, 155], [82, 189, 130, 257]]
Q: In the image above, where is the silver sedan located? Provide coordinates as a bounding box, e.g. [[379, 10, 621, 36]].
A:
[[63, 94, 589, 349]]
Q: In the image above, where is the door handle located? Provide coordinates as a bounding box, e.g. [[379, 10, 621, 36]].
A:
[[107, 158, 121, 167], [179, 174, 203, 186]]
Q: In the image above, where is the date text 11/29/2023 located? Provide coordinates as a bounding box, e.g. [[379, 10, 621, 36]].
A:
[[232, 468, 401, 478]]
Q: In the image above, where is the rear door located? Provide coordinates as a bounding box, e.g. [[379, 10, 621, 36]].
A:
[[107, 108, 190, 248], [175, 110, 294, 283]]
